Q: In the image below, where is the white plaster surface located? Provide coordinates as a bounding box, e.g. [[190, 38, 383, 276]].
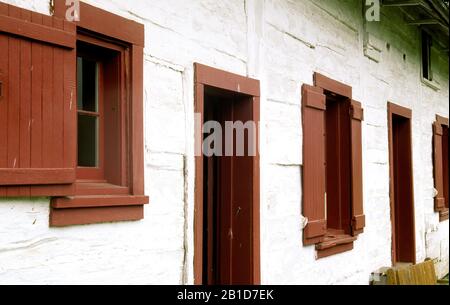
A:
[[0, 0, 448, 284]]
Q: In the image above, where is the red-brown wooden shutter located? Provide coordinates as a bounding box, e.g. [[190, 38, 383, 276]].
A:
[[302, 84, 327, 246], [0, 3, 76, 197], [350, 100, 365, 235], [433, 122, 445, 212]]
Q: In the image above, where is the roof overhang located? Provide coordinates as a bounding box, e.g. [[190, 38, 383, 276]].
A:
[[382, 0, 449, 54]]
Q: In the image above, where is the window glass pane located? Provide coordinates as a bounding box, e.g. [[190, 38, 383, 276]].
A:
[[78, 114, 98, 167], [77, 57, 98, 112]]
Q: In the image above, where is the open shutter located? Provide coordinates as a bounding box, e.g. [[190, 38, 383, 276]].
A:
[[433, 122, 445, 212], [350, 100, 365, 235], [302, 84, 327, 246], [0, 3, 76, 197]]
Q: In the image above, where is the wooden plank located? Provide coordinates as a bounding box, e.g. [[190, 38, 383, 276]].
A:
[[302, 85, 327, 245], [52, 195, 149, 209], [6, 5, 21, 197], [41, 15, 54, 169], [195, 63, 260, 97], [350, 100, 365, 235], [194, 83, 204, 285], [50, 205, 145, 227], [0, 168, 75, 185], [316, 242, 354, 259], [52, 17, 64, 169], [0, 14, 75, 49], [18, 9, 32, 197], [30, 12, 43, 169], [0, 29, 8, 196], [131, 45, 145, 195], [314, 72, 352, 98], [63, 20, 76, 172]]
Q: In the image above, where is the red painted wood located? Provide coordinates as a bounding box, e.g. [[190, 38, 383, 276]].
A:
[[131, 45, 145, 195], [63, 20, 77, 175], [0, 15, 8, 196], [388, 103, 416, 264], [0, 168, 75, 185], [314, 72, 352, 98], [53, 0, 145, 47], [0, 4, 77, 196], [0, 14, 75, 49], [433, 122, 445, 211], [52, 17, 65, 169], [195, 63, 260, 97], [302, 84, 327, 245], [195, 65, 260, 285], [18, 9, 32, 197], [443, 125, 449, 210], [52, 195, 149, 209], [350, 100, 365, 235], [42, 15, 54, 169], [31, 12, 43, 169], [6, 5, 21, 197], [50, 205, 144, 227]]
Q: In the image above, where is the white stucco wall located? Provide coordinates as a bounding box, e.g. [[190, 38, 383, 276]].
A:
[[0, 0, 448, 284]]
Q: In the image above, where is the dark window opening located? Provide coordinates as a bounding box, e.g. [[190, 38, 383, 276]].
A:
[[422, 31, 432, 81], [77, 57, 99, 167], [325, 94, 352, 236]]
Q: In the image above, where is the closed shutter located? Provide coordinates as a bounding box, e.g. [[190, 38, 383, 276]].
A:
[[433, 122, 445, 211], [0, 3, 76, 197], [350, 100, 365, 235], [302, 84, 327, 246]]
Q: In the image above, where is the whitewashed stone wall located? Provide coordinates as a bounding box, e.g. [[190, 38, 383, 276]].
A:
[[0, 0, 448, 284]]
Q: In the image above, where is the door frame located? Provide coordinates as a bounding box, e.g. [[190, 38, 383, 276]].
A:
[[193, 63, 261, 285], [387, 102, 416, 265]]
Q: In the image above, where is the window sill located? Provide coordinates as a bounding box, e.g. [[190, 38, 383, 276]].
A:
[[50, 182, 149, 227], [421, 77, 441, 91], [439, 208, 449, 222], [315, 233, 356, 259]]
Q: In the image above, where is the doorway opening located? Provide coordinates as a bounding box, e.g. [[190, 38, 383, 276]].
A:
[[388, 103, 416, 265], [194, 63, 260, 285]]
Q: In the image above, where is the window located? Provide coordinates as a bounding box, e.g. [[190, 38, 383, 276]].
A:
[[433, 115, 449, 221], [0, 1, 148, 226], [77, 55, 100, 169], [422, 31, 433, 82], [325, 95, 352, 236], [302, 73, 365, 259]]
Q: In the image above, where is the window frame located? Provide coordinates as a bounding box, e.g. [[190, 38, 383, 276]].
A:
[[49, 0, 148, 227], [302, 73, 365, 259], [76, 49, 105, 179]]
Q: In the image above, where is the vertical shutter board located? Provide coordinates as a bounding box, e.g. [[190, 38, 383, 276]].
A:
[[302, 84, 327, 245], [30, 13, 43, 169], [42, 15, 55, 168], [63, 20, 77, 170], [350, 100, 365, 235], [52, 17, 65, 169], [0, 0, 8, 198], [0, 16, 8, 196], [6, 7, 21, 196], [433, 122, 445, 211], [0, 6, 76, 196], [18, 7, 32, 197]]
